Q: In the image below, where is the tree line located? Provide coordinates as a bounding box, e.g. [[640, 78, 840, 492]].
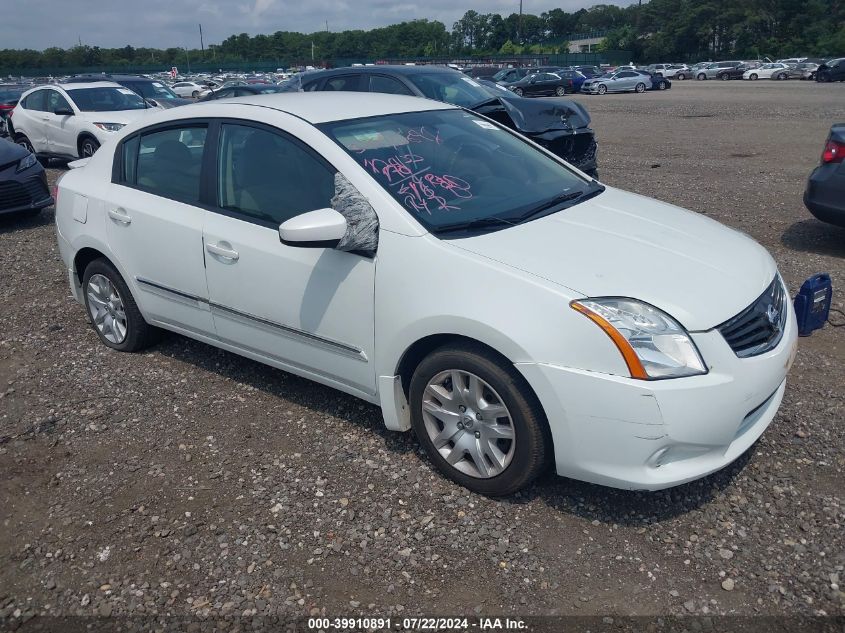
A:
[[1, 1, 843, 72]]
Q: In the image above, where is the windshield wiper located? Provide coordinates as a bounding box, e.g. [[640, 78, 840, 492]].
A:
[[433, 215, 516, 235], [512, 185, 605, 224]]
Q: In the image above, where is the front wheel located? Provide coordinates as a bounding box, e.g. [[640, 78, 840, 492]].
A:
[[697, 73, 707, 80], [82, 258, 158, 352], [676, 73, 686, 80], [409, 344, 549, 496], [635, 82, 646, 93], [597, 84, 607, 95], [657, 80, 667, 90], [555, 86, 566, 96], [79, 137, 100, 158], [513, 87, 523, 96], [720, 73, 730, 81], [749, 73, 758, 80], [777, 73, 788, 80], [192, 90, 200, 98]]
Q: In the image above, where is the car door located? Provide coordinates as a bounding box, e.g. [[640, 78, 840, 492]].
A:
[[613, 71, 635, 91], [203, 119, 376, 394], [106, 120, 215, 337], [43, 89, 77, 157]]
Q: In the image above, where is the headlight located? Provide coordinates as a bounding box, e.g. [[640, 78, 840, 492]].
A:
[[571, 298, 707, 379], [16, 152, 37, 173], [93, 122, 125, 132]]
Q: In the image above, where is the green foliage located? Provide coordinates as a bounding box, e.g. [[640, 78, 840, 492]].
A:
[[0, 1, 842, 72]]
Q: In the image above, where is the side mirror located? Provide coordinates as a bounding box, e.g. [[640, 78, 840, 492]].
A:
[[279, 208, 347, 248], [54, 107, 74, 116]]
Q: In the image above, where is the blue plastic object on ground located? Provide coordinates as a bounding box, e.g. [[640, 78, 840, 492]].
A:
[[793, 273, 832, 336]]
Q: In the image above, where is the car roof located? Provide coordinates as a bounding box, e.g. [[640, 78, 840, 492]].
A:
[[309, 65, 460, 77], [218, 92, 454, 123], [56, 81, 124, 90]]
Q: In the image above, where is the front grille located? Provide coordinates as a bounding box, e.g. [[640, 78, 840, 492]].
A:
[[718, 277, 787, 357], [0, 175, 49, 211]]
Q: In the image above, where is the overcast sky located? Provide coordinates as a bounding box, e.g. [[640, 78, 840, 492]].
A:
[[4, 0, 632, 50]]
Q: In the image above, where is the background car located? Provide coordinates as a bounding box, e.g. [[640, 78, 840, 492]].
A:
[[0, 137, 53, 217], [492, 67, 533, 84], [170, 81, 211, 98], [199, 84, 285, 101], [816, 58, 845, 82], [659, 64, 689, 78], [716, 62, 760, 80], [580, 70, 651, 94], [507, 72, 573, 97], [10, 82, 155, 160], [804, 123, 845, 227], [743, 63, 790, 80], [297, 65, 598, 177], [634, 70, 671, 90], [696, 61, 743, 80], [675, 62, 710, 80], [0, 84, 28, 137], [66, 74, 192, 108], [572, 65, 602, 78], [794, 62, 820, 80]]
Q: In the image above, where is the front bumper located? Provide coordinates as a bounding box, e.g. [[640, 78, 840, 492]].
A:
[[0, 169, 53, 215], [517, 303, 798, 490], [804, 163, 845, 227]]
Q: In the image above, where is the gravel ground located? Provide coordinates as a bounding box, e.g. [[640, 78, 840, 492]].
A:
[[1, 80, 843, 629]]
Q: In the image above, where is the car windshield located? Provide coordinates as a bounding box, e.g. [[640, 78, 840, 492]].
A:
[[491, 69, 513, 81], [67, 87, 147, 111], [405, 72, 493, 108], [124, 81, 179, 99], [319, 109, 598, 235]]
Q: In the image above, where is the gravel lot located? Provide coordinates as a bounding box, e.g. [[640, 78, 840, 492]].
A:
[[1, 80, 843, 629]]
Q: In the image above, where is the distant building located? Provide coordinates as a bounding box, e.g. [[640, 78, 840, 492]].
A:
[[565, 31, 608, 54]]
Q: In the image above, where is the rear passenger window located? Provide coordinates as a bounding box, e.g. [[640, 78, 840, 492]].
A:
[[134, 126, 207, 202], [23, 90, 47, 111], [216, 123, 336, 226], [369, 75, 413, 95]]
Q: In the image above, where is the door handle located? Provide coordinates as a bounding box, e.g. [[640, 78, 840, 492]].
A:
[[206, 242, 239, 261], [107, 207, 131, 225]]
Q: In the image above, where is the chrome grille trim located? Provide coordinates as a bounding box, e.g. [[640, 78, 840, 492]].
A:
[[718, 277, 787, 358]]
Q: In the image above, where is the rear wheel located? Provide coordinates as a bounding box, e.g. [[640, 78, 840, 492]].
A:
[[677, 73, 686, 80], [192, 90, 200, 98], [409, 344, 549, 496], [82, 258, 158, 352], [657, 80, 667, 90], [697, 73, 707, 80], [777, 72, 788, 80], [555, 86, 566, 96], [720, 73, 730, 81], [635, 82, 646, 93]]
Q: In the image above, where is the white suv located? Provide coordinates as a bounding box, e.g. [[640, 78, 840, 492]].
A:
[[10, 82, 157, 160]]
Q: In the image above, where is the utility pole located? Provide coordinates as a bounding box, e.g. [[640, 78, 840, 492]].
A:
[[184, 47, 191, 73], [325, 20, 329, 33], [518, 0, 523, 45], [311, 41, 315, 62], [199, 24, 205, 60]]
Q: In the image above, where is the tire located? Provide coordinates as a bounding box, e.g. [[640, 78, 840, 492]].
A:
[[555, 86, 566, 96], [697, 73, 707, 80], [677, 73, 686, 80], [192, 90, 199, 98], [513, 88, 523, 96], [597, 84, 607, 95], [720, 73, 730, 81], [777, 73, 787, 80], [15, 134, 48, 166], [81, 258, 158, 352], [635, 82, 646, 93], [79, 136, 99, 158], [749, 73, 758, 80], [657, 81, 667, 90], [409, 343, 549, 496]]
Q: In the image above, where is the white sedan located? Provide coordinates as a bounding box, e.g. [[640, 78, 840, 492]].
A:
[[170, 81, 211, 98], [744, 63, 790, 80], [54, 93, 797, 495]]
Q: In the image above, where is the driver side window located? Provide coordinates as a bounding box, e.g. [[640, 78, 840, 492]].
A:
[[216, 123, 336, 226]]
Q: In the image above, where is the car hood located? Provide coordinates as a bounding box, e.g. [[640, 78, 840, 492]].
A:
[[78, 109, 156, 124], [472, 95, 590, 132], [450, 187, 776, 331], [149, 97, 192, 108], [0, 136, 30, 166]]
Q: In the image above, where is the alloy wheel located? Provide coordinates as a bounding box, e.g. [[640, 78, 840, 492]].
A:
[[597, 84, 607, 94], [81, 140, 97, 157], [86, 274, 128, 344], [421, 369, 516, 479], [555, 86, 566, 96]]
